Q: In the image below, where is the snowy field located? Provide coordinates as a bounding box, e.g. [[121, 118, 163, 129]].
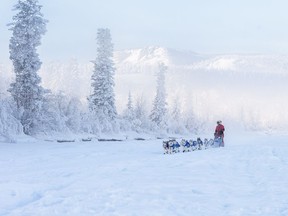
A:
[[1, 132, 288, 216]]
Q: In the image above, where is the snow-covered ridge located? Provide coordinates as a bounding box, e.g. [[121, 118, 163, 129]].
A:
[[114, 46, 204, 66], [190, 54, 288, 74], [2, 46, 288, 77], [114, 47, 288, 75], [114, 46, 169, 64]]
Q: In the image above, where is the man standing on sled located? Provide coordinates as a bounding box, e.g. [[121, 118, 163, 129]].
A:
[[214, 120, 225, 147]]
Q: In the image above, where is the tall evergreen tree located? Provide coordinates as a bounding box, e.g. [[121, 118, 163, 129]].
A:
[[120, 91, 135, 131], [89, 28, 117, 122], [150, 63, 168, 128], [8, 0, 48, 134], [123, 91, 134, 120], [170, 98, 181, 124]]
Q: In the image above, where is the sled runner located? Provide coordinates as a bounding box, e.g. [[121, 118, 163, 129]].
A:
[[213, 137, 223, 147], [181, 139, 191, 152]]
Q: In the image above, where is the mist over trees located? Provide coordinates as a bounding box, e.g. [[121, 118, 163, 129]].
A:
[[2, 1, 286, 141], [150, 63, 168, 129], [0, 1, 206, 139]]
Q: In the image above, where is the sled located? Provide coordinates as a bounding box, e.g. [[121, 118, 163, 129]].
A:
[[213, 137, 223, 147]]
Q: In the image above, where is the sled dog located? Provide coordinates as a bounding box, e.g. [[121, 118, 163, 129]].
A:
[[197, 137, 203, 150], [181, 139, 191, 152], [163, 140, 180, 154]]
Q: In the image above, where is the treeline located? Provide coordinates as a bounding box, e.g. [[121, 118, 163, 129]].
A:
[[0, 0, 205, 141]]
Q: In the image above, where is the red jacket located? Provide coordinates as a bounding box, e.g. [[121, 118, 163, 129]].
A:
[[215, 124, 225, 137]]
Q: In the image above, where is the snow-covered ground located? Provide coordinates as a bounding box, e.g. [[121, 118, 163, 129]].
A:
[[1, 132, 288, 216]]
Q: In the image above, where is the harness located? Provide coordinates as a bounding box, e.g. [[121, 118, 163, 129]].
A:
[[184, 141, 191, 147]]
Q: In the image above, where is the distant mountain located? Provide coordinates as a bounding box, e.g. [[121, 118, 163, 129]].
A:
[[114, 46, 207, 75], [189, 54, 288, 75], [114, 46, 288, 75], [114, 46, 205, 67]]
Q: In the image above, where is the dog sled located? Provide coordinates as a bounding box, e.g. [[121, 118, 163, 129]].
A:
[[162, 137, 221, 154], [213, 136, 224, 147]]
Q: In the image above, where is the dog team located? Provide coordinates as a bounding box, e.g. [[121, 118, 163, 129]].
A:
[[162, 137, 219, 154], [163, 120, 225, 154]]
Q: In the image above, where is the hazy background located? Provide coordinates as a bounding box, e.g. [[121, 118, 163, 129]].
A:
[[1, 0, 288, 133], [1, 0, 288, 63]]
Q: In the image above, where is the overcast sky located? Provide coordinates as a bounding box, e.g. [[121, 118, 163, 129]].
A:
[[1, 0, 288, 62]]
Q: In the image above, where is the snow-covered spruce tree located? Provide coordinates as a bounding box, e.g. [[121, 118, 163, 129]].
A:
[[123, 91, 134, 121], [8, 0, 48, 135], [88, 28, 117, 132], [120, 91, 135, 131], [150, 62, 168, 129]]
